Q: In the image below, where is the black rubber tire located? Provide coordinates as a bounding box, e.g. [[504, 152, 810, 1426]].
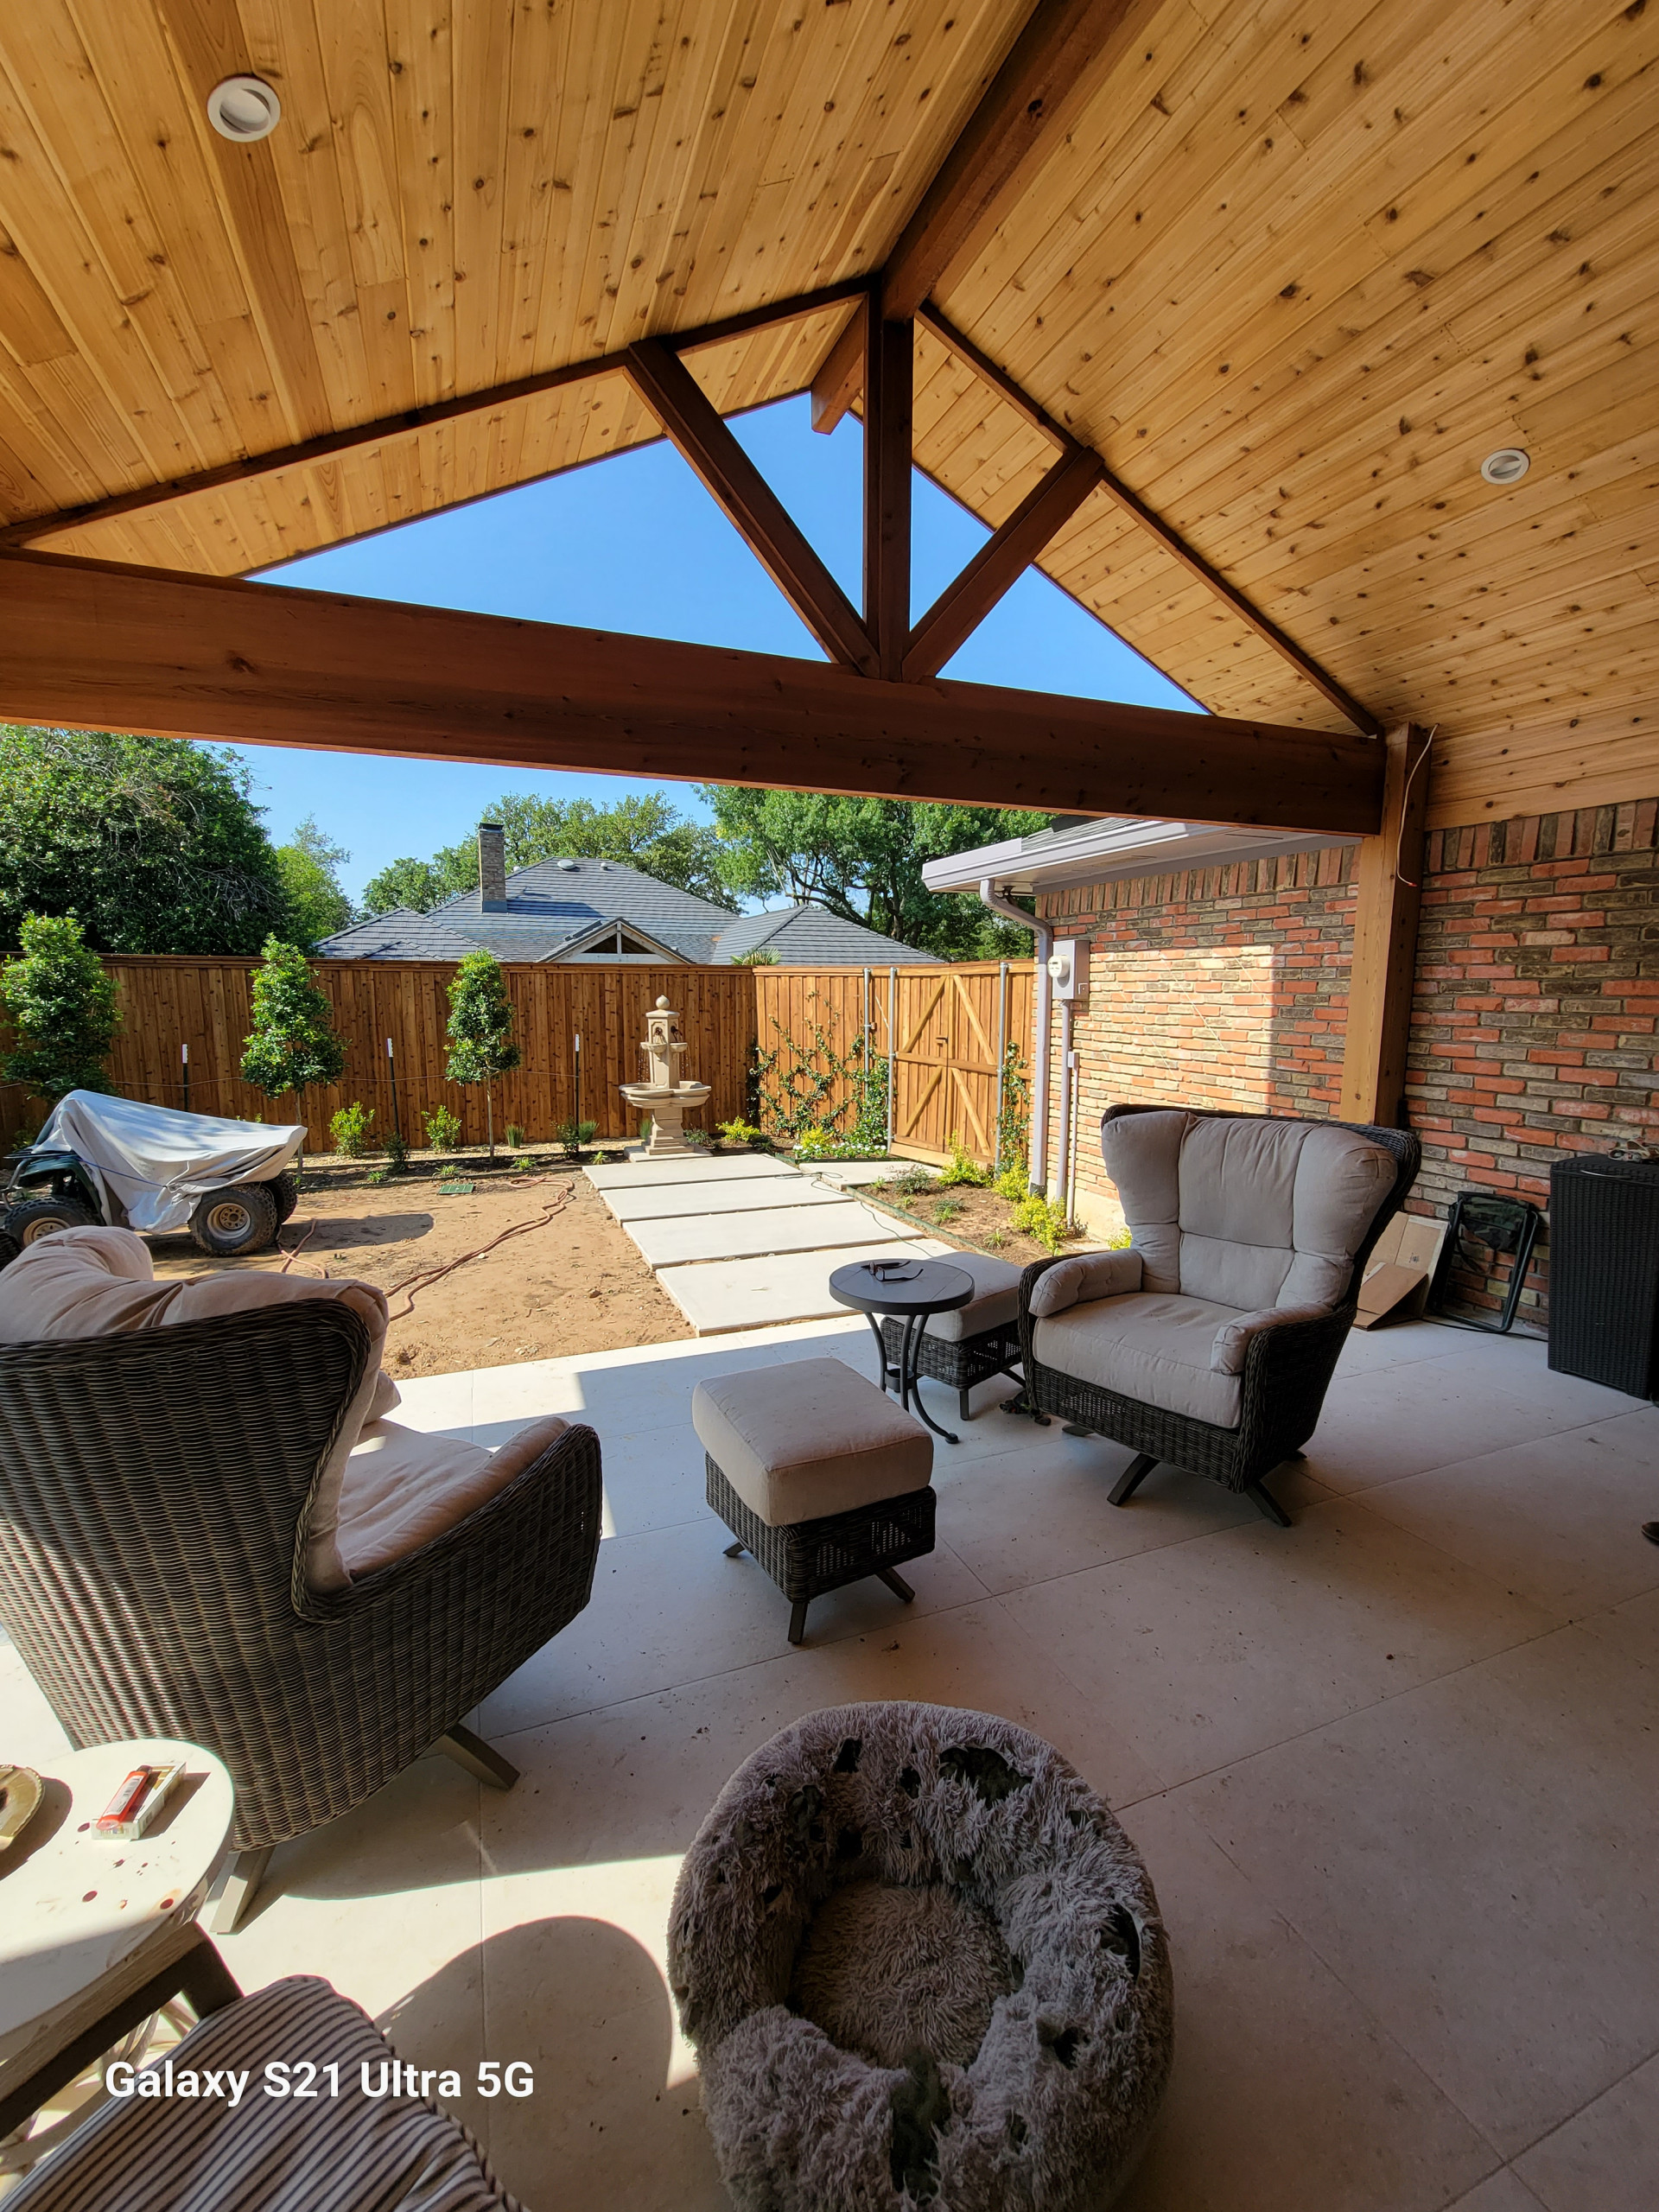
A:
[[0, 1230, 22, 1271], [189, 1181, 279, 1257], [269, 1171, 299, 1224], [6, 1195, 100, 1247]]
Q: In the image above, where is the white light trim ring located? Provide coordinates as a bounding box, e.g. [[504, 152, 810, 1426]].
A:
[[1480, 448, 1530, 486], [207, 76, 281, 143]]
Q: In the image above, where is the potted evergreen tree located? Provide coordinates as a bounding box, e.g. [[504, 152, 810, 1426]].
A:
[[444, 952, 520, 1160]]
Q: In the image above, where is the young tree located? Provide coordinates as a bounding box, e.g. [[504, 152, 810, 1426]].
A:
[[239, 938, 347, 1113], [0, 912, 119, 1101], [698, 790, 1051, 958], [274, 817, 354, 948], [0, 726, 292, 954], [444, 951, 520, 1157]]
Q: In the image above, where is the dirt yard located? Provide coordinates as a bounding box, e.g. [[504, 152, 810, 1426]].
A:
[[149, 1165, 690, 1376], [845, 1176, 1096, 1266]]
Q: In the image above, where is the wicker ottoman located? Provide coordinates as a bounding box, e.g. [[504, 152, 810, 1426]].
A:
[[879, 1251, 1024, 1421], [692, 1358, 934, 1645]]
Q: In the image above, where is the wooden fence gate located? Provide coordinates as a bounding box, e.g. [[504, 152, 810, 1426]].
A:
[[888, 963, 1034, 1167]]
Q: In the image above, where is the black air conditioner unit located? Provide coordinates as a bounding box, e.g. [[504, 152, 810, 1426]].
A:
[[1548, 1154, 1659, 1399]]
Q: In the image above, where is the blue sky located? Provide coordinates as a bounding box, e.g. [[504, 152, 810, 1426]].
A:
[[234, 395, 1196, 903]]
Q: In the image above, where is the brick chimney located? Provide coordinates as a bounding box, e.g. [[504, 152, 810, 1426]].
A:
[[478, 822, 508, 909]]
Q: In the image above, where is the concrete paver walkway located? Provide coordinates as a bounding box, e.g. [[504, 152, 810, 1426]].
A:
[[585, 1153, 925, 1332]]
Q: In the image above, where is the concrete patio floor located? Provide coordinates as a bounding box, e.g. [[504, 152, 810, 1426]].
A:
[[5, 1315, 1656, 2210]]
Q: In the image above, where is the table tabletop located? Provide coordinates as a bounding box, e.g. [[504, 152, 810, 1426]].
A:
[[0, 1738, 234, 2092], [829, 1255, 975, 1317]]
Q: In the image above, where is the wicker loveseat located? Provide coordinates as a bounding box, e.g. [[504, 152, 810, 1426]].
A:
[[1017, 1105, 1419, 1525], [0, 1231, 601, 1927]]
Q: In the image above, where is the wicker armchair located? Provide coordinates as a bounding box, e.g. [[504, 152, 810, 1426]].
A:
[[1017, 1105, 1419, 1525], [0, 1301, 601, 1924]]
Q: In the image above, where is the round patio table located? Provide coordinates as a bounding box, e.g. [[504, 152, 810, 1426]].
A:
[[829, 1255, 974, 1446]]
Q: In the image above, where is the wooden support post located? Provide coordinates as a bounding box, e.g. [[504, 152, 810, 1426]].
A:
[[1338, 725, 1433, 1128], [623, 337, 876, 673], [903, 446, 1104, 679], [864, 315, 913, 682]]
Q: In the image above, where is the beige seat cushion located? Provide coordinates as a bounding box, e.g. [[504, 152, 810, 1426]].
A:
[[0, 1227, 397, 1592], [335, 1414, 569, 1581], [1032, 1294, 1246, 1427], [691, 1358, 931, 1528], [921, 1252, 1023, 1342]]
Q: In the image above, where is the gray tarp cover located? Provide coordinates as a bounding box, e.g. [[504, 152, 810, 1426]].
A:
[[34, 1090, 307, 1234]]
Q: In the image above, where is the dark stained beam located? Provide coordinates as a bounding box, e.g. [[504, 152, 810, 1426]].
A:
[[624, 337, 875, 675], [904, 445, 1104, 680], [883, 0, 1153, 322], [810, 299, 866, 436], [0, 279, 869, 554], [918, 307, 1385, 737], [0, 552, 1384, 836], [863, 318, 914, 680]]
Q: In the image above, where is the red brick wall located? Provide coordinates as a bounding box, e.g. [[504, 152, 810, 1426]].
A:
[[1036, 847, 1357, 1233], [1033, 796, 1659, 1324], [1406, 796, 1659, 1320]]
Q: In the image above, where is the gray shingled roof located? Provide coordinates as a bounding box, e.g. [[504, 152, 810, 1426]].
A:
[[318, 863, 938, 965], [711, 906, 939, 965]]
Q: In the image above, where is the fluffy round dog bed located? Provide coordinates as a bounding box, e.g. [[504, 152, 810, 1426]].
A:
[[668, 1702, 1173, 2210]]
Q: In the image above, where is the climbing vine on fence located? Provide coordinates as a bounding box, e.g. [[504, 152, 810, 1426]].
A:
[[753, 1010, 887, 1152], [997, 1042, 1030, 1176]]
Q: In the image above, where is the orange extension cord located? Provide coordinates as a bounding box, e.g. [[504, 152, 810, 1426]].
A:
[[276, 1177, 575, 1322]]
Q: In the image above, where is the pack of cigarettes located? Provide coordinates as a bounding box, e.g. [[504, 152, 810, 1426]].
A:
[[96, 1760, 187, 1840]]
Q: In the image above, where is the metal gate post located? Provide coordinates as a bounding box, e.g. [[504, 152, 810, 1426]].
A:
[[994, 962, 1008, 1177]]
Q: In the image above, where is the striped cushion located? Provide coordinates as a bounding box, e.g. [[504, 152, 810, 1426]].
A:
[[10, 1977, 523, 2212]]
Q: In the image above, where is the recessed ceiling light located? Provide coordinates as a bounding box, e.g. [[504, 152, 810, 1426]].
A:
[[207, 75, 281, 143], [1480, 447, 1530, 486]]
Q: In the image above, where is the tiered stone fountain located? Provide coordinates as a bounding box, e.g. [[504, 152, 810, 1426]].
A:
[[619, 997, 712, 1158]]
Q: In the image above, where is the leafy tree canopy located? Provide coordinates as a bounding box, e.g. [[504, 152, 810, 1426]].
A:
[[0, 912, 119, 1101], [240, 937, 347, 1100], [0, 727, 293, 955], [274, 817, 355, 950], [445, 950, 522, 1085], [361, 791, 734, 915], [696, 790, 1050, 960]]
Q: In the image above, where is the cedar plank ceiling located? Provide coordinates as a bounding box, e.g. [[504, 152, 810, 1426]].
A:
[[0, 1, 1654, 827]]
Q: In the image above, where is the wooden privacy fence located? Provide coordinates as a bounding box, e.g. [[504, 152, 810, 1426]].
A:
[[0, 956, 1034, 1163], [753, 962, 1034, 1167]]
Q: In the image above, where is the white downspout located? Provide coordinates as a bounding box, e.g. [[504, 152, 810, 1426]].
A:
[[977, 878, 1052, 1195]]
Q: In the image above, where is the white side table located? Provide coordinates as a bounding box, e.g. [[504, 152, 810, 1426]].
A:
[[0, 1739, 238, 2149]]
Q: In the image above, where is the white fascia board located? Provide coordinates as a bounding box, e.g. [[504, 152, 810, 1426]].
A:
[[922, 819, 1361, 896]]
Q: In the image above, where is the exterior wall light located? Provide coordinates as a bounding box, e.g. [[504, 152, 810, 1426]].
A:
[[207, 75, 282, 143], [1480, 448, 1530, 486]]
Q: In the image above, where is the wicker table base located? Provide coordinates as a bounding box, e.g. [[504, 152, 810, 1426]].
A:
[[707, 1457, 936, 1645]]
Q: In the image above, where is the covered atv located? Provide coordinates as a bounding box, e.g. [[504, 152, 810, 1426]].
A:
[[3, 1091, 307, 1261]]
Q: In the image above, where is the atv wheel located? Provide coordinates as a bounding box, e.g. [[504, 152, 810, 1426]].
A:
[[269, 1170, 299, 1224], [6, 1195, 99, 1247], [0, 1230, 22, 1271], [189, 1182, 278, 1258]]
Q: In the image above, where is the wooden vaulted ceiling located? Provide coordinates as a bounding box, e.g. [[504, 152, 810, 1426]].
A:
[[0, 0, 1653, 829]]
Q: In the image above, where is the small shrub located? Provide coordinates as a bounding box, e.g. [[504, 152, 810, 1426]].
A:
[[384, 1130, 408, 1173], [504, 1122, 525, 1149], [938, 1132, 989, 1189], [682, 1128, 709, 1147], [1011, 1191, 1079, 1255], [330, 1101, 375, 1158], [1106, 1224, 1132, 1250], [994, 1162, 1028, 1202], [553, 1117, 599, 1154], [983, 1229, 1007, 1250], [717, 1117, 766, 1149], [512, 1154, 534, 1173], [891, 1163, 938, 1198], [365, 1165, 391, 1186], [423, 1103, 462, 1153], [933, 1197, 963, 1224]]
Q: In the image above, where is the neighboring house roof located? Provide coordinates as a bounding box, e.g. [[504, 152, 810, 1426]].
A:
[[316, 861, 939, 965], [712, 906, 938, 965]]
